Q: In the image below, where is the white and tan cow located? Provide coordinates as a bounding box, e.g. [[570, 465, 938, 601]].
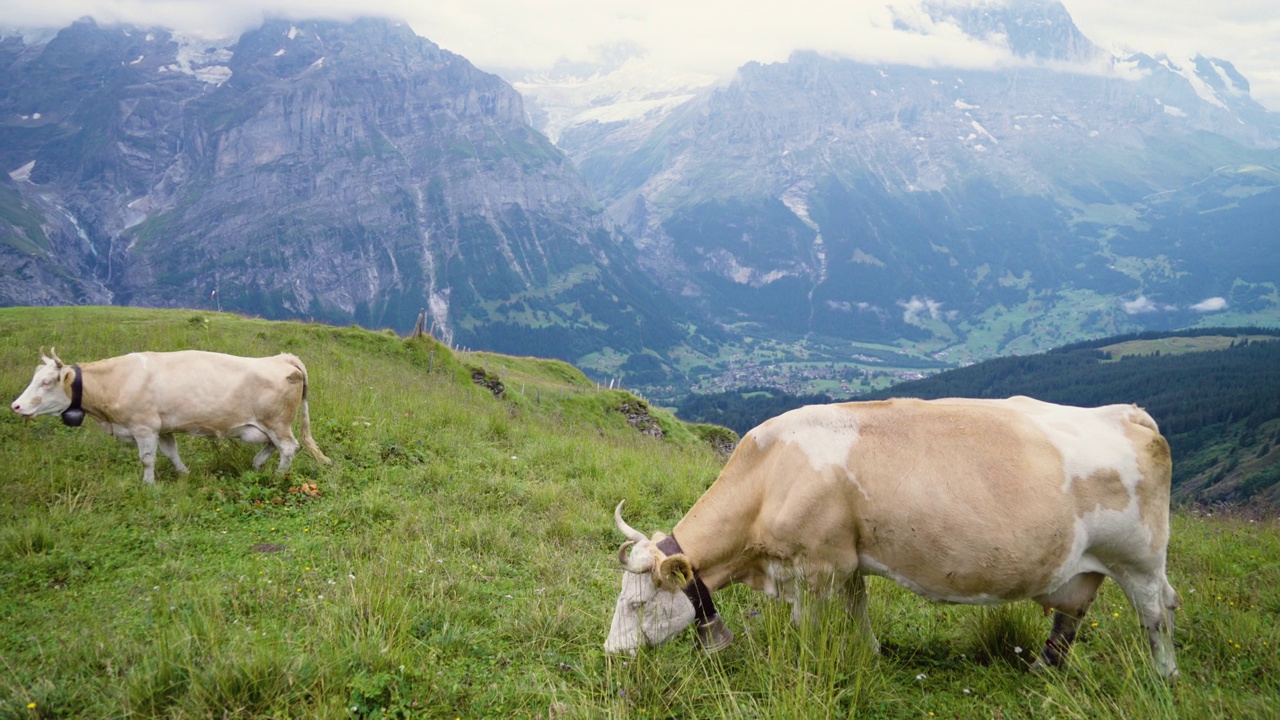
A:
[[11, 348, 331, 484], [606, 396, 1180, 679]]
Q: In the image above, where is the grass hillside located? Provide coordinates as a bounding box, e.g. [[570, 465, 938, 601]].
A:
[[1, 307, 1278, 719]]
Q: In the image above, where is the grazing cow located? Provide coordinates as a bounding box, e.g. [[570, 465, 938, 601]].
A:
[[11, 348, 331, 483], [606, 396, 1179, 680]]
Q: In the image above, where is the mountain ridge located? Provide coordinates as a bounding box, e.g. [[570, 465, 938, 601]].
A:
[[0, 17, 694, 367]]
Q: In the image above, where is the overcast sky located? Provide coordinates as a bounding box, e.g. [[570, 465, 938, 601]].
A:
[[7, 1, 1280, 110]]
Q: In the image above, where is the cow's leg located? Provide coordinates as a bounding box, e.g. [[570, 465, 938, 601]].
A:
[[158, 434, 189, 474], [252, 445, 277, 471], [233, 425, 276, 470], [260, 427, 299, 474], [276, 434, 300, 473], [133, 430, 159, 484], [1113, 567, 1180, 681], [787, 593, 803, 625], [841, 572, 879, 654], [1031, 571, 1105, 671]]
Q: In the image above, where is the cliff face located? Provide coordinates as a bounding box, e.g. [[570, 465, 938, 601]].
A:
[[0, 18, 685, 359]]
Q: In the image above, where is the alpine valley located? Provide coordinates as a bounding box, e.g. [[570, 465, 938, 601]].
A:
[[3, 1, 1279, 401]]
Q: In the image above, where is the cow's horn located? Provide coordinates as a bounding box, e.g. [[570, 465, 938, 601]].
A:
[[618, 540, 637, 565], [49, 347, 64, 368], [614, 500, 648, 543], [617, 540, 655, 573]]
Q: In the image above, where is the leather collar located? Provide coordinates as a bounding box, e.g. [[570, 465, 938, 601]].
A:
[[657, 534, 718, 624]]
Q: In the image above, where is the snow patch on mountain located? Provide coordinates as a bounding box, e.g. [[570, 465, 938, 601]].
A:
[[971, 120, 998, 144], [166, 34, 234, 85], [1209, 60, 1247, 98], [9, 160, 35, 182], [513, 57, 716, 143], [1159, 56, 1228, 109]]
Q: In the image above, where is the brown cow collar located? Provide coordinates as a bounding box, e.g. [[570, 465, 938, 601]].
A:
[[60, 365, 85, 427], [656, 534, 718, 626]]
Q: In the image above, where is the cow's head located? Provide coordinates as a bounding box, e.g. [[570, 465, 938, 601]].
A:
[[604, 501, 697, 654], [11, 348, 74, 419]]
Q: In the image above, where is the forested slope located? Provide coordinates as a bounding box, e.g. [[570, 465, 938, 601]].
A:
[[677, 328, 1280, 509], [864, 329, 1280, 508]]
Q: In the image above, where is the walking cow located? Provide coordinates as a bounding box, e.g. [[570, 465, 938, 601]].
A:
[[605, 396, 1180, 680], [11, 348, 331, 483]]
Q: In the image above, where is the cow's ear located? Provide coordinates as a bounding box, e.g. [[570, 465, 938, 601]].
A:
[[657, 554, 693, 590], [61, 366, 76, 391]]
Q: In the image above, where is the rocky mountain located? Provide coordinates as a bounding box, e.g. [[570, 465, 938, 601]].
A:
[[5, 5, 1280, 397], [520, 0, 1280, 373], [0, 18, 690, 361]]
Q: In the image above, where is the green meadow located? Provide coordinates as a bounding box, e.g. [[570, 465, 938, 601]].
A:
[[1, 307, 1277, 719]]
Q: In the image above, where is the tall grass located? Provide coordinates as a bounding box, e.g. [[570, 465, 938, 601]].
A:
[[0, 307, 1277, 718]]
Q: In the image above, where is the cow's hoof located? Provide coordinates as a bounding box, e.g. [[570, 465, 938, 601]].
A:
[[695, 616, 734, 652], [1028, 657, 1061, 674]]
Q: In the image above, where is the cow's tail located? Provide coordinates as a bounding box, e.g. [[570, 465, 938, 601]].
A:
[[286, 354, 332, 465]]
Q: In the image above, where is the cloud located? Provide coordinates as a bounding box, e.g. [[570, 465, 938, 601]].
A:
[[827, 300, 887, 318], [3, 1, 1278, 109], [1123, 295, 1232, 314], [1121, 295, 1182, 314], [1190, 296, 1228, 312], [1121, 295, 1159, 314], [898, 295, 956, 323], [5, 1, 1274, 109]]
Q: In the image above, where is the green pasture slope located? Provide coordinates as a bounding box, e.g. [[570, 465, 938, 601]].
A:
[[1, 307, 1277, 719]]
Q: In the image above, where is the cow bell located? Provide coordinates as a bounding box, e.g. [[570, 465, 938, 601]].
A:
[[695, 615, 734, 652], [61, 408, 85, 427]]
